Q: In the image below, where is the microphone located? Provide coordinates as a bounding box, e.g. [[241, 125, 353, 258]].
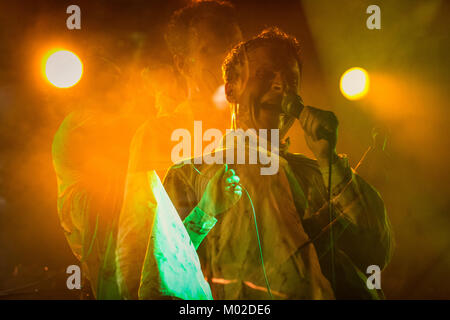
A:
[[282, 93, 305, 119], [282, 93, 334, 141]]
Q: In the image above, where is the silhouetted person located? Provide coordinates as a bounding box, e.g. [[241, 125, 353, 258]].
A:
[[115, 0, 243, 299], [52, 56, 147, 299]]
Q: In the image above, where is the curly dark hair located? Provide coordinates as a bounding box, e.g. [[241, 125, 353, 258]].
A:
[[222, 27, 302, 86], [165, 0, 238, 57]]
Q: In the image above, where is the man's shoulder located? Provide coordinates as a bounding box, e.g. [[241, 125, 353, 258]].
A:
[[165, 152, 231, 182], [166, 156, 209, 176], [163, 158, 221, 197], [284, 152, 320, 171], [164, 158, 199, 183], [53, 109, 98, 142], [52, 110, 89, 154]]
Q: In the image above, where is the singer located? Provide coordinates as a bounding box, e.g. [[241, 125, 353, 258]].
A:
[[163, 27, 393, 299]]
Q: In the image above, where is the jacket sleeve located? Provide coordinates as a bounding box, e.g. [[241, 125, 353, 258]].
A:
[[163, 165, 217, 250], [52, 114, 122, 299], [309, 155, 393, 271], [52, 115, 92, 263], [52, 120, 103, 297]]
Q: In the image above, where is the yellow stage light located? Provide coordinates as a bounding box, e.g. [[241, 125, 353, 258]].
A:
[[44, 50, 83, 88], [340, 67, 369, 100]]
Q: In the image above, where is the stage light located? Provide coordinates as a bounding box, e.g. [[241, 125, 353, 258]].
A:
[[44, 50, 83, 88], [340, 67, 369, 100]]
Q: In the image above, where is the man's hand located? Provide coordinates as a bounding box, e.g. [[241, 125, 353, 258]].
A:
[[299, 106, 339, 167], [197, 164, 242, 217]]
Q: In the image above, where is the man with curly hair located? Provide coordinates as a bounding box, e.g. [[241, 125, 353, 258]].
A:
[[163, 28, 393, 299]]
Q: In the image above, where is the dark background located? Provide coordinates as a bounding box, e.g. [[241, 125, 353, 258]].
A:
[[0, 0, 449, 299]]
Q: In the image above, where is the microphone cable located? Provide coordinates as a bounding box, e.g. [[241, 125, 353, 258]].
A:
[[191, 163, 274, 299]]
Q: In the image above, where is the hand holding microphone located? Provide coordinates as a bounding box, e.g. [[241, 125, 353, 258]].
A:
[[282, 93, 339, 167]]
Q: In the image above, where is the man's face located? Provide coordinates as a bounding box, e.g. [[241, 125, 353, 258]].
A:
[[235, 45, 301, 135], [186, 19, 243, 97]]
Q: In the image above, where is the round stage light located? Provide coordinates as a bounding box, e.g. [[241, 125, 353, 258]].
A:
[[44, 50, 83, 88], [340, 67, 369, 100]]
